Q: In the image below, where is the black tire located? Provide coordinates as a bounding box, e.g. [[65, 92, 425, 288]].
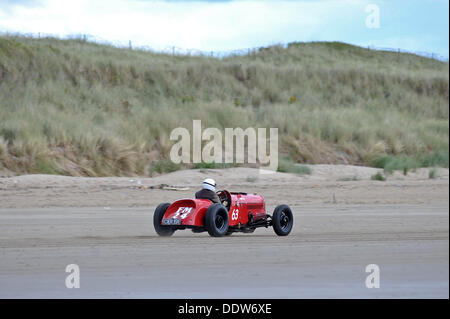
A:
[[205, 203, 229, 237], [272, 205, 293, 236], [153, 203, 175, 237]]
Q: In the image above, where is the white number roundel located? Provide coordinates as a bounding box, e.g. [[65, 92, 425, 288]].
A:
[[231, 209, 239, 221]]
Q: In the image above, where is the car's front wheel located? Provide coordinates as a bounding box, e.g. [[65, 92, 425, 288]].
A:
[[205, 203, 229, 237], [153, 203, 175, 237], [272, 205, 293, 236]]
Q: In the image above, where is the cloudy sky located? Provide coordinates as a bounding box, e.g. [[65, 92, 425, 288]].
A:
[[0, 0, 448, 58]]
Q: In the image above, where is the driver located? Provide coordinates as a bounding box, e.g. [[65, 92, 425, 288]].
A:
[[195, 178, 220, 204]]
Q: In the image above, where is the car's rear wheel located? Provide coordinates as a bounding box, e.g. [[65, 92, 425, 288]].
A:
[[153, 203, 175, 237], [205, 203, 229, 237], [272, 205, 293, 236]]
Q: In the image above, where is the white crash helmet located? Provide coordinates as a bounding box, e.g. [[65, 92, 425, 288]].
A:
[[202, 178, 216, 192]]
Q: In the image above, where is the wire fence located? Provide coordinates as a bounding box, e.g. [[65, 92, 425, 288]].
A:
[[2, 31, 449, 62]]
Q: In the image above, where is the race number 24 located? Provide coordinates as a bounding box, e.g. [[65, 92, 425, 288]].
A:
[[173, 207, 193, 219]]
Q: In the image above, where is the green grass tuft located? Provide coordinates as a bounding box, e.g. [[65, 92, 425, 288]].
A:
[[193, 162, 232, 169], [149, 159, 181, 176], [372, 152, 448, 175], [428, 168, 437, 179], [372, 155, 419, 175], [371, 172, 386, 181], [277, 158, 312, 175], [337, 175, 360, 181]]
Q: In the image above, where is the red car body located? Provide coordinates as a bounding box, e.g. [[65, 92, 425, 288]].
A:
[[154, 190, 294, 237], [162, 190, 266, 227]]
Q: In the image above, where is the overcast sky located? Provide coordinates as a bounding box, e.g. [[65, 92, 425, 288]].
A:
[[0, 0, 448, 58]]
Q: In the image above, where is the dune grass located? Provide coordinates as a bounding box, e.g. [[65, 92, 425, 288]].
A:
[[277, 157, 312, 175], [428, 168, 437, 179], [371, 172, 387, 181], [372, 151, 449, 175], [0, 35, 448, 176]]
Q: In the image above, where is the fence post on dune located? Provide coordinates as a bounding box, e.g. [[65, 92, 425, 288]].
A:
[[129, 40, 132, 50]]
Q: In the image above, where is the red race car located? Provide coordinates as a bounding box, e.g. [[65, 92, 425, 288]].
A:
[[153, 190, 293, 237]]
